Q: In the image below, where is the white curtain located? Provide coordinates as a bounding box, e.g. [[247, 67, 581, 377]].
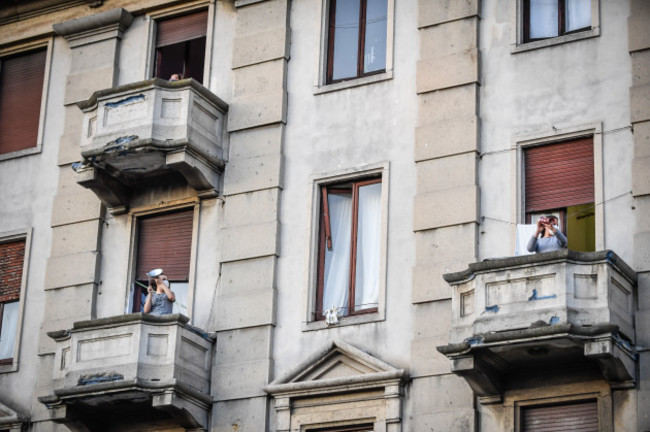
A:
[[171, 282, 189, 316], [322, 193, 352, 315], [515, 224, 537, 256], [565, 0, 591, 32], [0, 302, 19, 360], [355, 183, 381, 310], [530, 0, 558, 39]]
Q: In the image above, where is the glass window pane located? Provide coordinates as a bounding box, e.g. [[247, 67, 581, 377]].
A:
[[171, 282, 189, 315], [332, 0, 361, 81], [354, 182, 381, 311], [0, 301, 19, 360], [565, 0, 591, 32], [323, 192, 352, 316], [529, 0, 558, 39], [363, 0, 387, 74]]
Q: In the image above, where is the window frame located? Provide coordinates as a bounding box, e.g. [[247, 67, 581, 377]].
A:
[[0, 39, 52, 162], [143, 1, 215, 88], [512, 0, 600, 54], [304, 163, 389, 331], [0, 229, 32, 374], [315, 0, 394, 94], [125, 203, 199, 320], [512, 123, 604, 252]]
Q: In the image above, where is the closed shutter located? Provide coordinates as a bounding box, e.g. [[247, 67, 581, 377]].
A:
[[521, 400, 598, 432], [136, 210, 193, 281], [0, 240, 25, 303], [524, 137, 594, 213], [156, 10, 208, 48], [0, 49, 47, 154]]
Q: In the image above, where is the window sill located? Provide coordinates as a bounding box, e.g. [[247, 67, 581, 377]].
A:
[[511, 28, 600, 54], [0, 361, 17, 373], [314, 70, 393, 95], [0, 145, 41, 162], [302, 311, 384, 332]]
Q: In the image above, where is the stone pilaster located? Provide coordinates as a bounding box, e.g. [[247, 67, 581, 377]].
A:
[[629, 1, 650, 429], [32, 8, 132, 426], [211, 1, 289, 430], [411, 1, 481, 429]]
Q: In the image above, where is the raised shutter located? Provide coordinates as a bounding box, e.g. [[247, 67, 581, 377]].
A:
[[0, 49, 47, 154], [521, 400, 598, 431], [136, 210, 193, 281], [0, 240, 25, 303], [156, 10, 208, 48], [524, 137, 594, 213]]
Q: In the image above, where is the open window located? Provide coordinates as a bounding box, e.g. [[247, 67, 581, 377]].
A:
[[0, 47, 47, 156], [154, 10, 208, 83], [524, 137, 595, 252], [316, 177, 382, 320], [326, 0, 388, 83], [131, 209, 194, 316], [523, 0, 592, 42], [0, 236, 28, 371]]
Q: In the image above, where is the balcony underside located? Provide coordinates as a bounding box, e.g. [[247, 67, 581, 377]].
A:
[[39, 379, 211, 432], [438, 322, 636, 404]]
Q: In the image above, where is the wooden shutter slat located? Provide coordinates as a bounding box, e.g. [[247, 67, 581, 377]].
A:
[[156, 10, 208, 48], [136, 210, 193, 281], [525, 138, 594, 213], [0, 49, 47, 154], [522, 400, 598, 432]]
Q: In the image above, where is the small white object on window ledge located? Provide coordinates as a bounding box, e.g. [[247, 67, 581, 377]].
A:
[[324, 306, 340, 326]]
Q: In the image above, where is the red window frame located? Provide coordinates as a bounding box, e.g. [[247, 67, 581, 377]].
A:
[[326, 0, 386, 84], [316, 177, 381, 320], [523, 0, 591, 43]]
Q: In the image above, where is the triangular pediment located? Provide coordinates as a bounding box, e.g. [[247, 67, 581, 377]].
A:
[[0, 401, 23, 429], [265, 340, 406, 396]]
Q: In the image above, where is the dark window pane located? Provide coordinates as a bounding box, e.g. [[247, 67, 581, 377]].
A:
[[529, 0, 558, 39], [565, 0, 591, 32], [363, 0, 387, 74], [332, 0, 361, 81]]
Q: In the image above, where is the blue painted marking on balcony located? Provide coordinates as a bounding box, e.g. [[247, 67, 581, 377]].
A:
[[78, 373, 124, 386], [485, 305, 499, 313], [467, 337, 483, 346], [105, 94, 145, 108], [528, 288, 557, 301], [549, 315, 560, 325]]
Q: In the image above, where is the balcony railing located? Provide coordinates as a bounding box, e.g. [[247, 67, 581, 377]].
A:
[[437, 250, 638, 403], [39, 313, 215, 431], [73, 78, 228, 214]]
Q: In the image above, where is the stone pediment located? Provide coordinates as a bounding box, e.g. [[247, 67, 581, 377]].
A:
[[0, 401, 24, 432], [265, 340, 407, 397]]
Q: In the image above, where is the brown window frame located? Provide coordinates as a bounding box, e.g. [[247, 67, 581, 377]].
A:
[[326, 0, 386, 84], [316, 177, 381, 320], [0, 238, 25, 365], [523, 0, 592, 43]]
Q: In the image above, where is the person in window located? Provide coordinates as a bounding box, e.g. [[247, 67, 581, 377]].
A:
[[143, 269, 175, 315], [527, 215, 568, 253], [169, 73, 183, 81]]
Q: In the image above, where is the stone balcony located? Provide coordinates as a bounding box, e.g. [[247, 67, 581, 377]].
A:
[[73, 78, 228, 214], [39, 313, 215, 432], [437, 250, 638, 404]]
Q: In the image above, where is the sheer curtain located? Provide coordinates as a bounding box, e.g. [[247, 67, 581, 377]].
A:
[[530, 0, 558, 39], [355, 183, 381, 311], [322, 193, 352, 315], [0, 302, 19, 360], [565, 0, 591, 32]]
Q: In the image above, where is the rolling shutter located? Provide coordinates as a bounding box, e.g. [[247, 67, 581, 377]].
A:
[[521, 400, 598, 432], [524, 137, 594, 213], [136, 210, 193, 281], [156, 10, 208, 48], [0, 240, 25, 303], [0, 49, 47, 154]]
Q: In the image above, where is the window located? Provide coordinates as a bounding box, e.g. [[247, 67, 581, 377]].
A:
[[0, 240, 25, 365], [524, 0, 591, 42], [132, 209, 193, 316], [326, 0, 388, 83], [316, 177, 381, 320], [0, 48, 47, 155], [524, 137, 595, 252], [520, 399, 597, 431], [154, 10, 208, 83]]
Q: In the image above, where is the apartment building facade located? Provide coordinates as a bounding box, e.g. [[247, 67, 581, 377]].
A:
[[0, 0, 648, 431]]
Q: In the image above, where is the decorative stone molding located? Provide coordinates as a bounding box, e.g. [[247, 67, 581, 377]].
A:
[[52, 7, 132, 47]]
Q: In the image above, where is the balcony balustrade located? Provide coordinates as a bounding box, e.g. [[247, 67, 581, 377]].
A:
[[39, 313, 215, 431], [437, 250, 638, 404]]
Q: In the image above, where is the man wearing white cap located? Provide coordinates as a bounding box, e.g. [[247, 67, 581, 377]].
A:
[[143, 268, 176, 315]]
